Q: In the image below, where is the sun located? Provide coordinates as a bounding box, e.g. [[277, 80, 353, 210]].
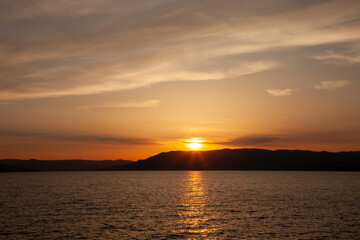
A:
[[185, 138, 204, 151]]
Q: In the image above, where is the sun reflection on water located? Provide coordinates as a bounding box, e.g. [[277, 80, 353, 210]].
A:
[[176, 171, 219, 238]]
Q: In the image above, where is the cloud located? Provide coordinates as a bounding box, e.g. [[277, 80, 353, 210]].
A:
[[220, 136, 280, 146], [0, 130, 155, 145], [77, 99, 160, 110], [266, 88, 295, 96], [314, 50, 360, 65], [0, 60, 277, 101], [0, 0, 360, 100], [219, 131, 360, 147], [314, 80, 350, 90]]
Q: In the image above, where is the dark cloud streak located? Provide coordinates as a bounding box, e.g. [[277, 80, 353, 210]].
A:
[[219, 131, 360, 147], [0, 130, 156, 145]]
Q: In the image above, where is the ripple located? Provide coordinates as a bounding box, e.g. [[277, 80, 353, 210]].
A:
[[1, 171, 360, 239]]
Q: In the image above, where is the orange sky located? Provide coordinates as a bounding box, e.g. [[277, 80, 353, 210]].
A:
[[0, 0, 359, 160]]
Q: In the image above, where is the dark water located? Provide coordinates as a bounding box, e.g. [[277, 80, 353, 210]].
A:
[[1, 171, 360, 239]]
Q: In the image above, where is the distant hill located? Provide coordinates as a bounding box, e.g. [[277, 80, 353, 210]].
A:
[[3, 149, 360, 172], [110, 149, 360, 171], [0, 163, 37, 172], [0, 159, 132, 172]]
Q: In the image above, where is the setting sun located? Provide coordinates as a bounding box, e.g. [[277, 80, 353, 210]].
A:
[[185, 138, 204, 151]]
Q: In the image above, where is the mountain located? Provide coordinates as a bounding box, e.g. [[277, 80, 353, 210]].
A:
[[110, 149, 360, 171], [2, 149, 359, 172], [0, 159, 132, 172]]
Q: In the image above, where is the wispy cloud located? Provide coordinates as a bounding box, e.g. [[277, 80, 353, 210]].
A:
[[77, 99, 160, 110], [0, 60, 277, 101], [0, 1, 360, 100], [266, 88, 296, 96], [314, 50, 360, 65], [314, 80, 350, 90]]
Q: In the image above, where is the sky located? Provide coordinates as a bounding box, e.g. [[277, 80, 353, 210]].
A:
[[0, 0, 359, 160]]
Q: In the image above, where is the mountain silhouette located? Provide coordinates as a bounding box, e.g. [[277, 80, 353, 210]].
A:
[[0, 159, 132, 172], [2, 149, 359, 172], [0, 163, 37, 172], [110, 149, 360, 171]]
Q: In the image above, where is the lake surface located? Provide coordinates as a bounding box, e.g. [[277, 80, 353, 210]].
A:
[[1, 171, 360, 239]]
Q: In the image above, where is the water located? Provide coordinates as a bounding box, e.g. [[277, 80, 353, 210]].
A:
[[1, 171, 360, 239]]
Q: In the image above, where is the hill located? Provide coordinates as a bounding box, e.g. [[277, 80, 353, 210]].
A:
[[0, 159, 132, 172], [111, 149, 360, 171], [0, 163, 37, 172]]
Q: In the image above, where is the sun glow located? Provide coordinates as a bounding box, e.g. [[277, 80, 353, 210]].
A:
[[185, 138, 204, 151]]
